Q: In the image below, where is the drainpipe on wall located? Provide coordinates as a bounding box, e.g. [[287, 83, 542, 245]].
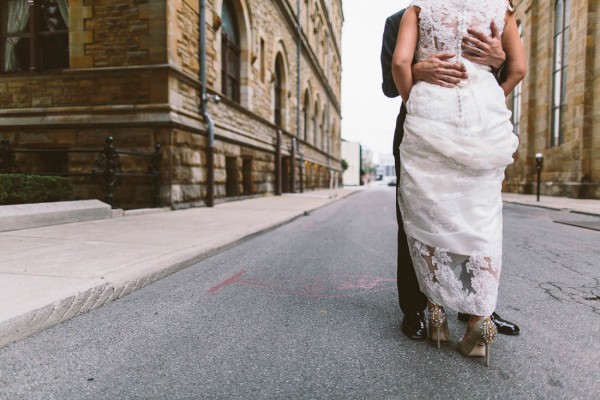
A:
[[296, 0, 303, 193], [276, 130, 282, 195], [200, 0, 219, 207], [291, 138, 296, 193]]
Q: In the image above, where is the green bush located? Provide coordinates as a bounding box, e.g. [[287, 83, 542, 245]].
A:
[[0, 174, 74, 205]]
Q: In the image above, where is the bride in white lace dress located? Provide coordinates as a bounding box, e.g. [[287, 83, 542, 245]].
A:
[[391, 0, 525, 364]]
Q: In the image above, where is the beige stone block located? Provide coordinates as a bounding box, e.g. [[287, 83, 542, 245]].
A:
[[70, 31, 93, 45], [180, 148, 201, 166], [70, 56, 94, 69], [31, 97, 53, 108], [173, 166, 191, 183], [214, 169, 226, 183], [70, 4, 93, 19], [180, 184, 201, 201], [190, 167, 205, 183], [115, 130, 153, 148]]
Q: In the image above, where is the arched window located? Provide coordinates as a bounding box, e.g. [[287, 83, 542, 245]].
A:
[[512, 21, 523, 137], [320, 111, 326, 149], [274, 54, 285, 127], [221, 0, 241, 103], [303, 90, 310, 141], [329, 121, 336, 155], [313, 101, 319, 146], [315, 20, 320, 58], [0, 0, 69, 73], [305, 0, 310, 34], [551, 0, 570, 146]]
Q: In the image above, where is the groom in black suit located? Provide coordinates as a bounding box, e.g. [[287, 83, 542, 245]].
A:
[[381, 9, 520, 339]]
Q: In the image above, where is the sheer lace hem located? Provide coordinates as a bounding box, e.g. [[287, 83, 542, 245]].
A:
[[409, 238, 501, 316]]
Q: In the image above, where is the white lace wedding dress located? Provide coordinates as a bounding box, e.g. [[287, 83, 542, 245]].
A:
[[397, 0, 519, 316]]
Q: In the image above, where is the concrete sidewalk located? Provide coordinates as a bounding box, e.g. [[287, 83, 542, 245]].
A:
[[502, 192, 600, 216], [1, 187, 599, 350], [0, 188, 359, 349]]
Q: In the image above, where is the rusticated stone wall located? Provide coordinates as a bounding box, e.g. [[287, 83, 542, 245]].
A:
[[0, 0, 344, 208], [83, 0, 166, 68], [505, 0, 600, 198], [0, 68, 167, 109]]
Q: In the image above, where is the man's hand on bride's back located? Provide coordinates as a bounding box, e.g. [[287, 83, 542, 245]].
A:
[[412, 52, 468, 88], [461, 21, 506, 70]]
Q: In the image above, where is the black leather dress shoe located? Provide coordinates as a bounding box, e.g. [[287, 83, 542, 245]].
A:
[[401, 311, 427, 340], [491, 312, 520, 335], [457, 312, 520, 336]]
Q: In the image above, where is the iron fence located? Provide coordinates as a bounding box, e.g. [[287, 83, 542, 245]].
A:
[[0, 136, 161, 208]]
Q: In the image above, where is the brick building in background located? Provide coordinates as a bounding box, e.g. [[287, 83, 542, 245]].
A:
[[0, 0, 343, 208], [505, 0, 599, 199]]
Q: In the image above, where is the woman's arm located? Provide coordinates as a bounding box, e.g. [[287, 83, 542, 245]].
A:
[[500, 12, 526, 96], [392, 6, 419, 105]]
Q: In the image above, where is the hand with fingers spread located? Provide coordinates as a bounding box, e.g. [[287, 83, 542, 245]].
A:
[[412, 52, 468, 89], [461, 20, 506, 70]]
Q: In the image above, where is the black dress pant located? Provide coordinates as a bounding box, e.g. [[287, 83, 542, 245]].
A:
[[395, 148, 427, 315]]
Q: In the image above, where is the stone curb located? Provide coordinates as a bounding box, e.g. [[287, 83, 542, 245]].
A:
[[0, 190, 357, 349], [0, 200, 112, 233], [503, 200, 600, 217]]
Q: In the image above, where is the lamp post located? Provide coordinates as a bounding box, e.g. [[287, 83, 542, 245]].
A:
[[535, 152, 543, 202]]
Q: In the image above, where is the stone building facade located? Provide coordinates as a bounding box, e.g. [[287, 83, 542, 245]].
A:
[[0, 0, 343, 208], [505, 0, 600, 199]]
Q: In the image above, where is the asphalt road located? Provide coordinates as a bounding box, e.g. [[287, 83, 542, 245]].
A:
[[1, 187, 599, 399]]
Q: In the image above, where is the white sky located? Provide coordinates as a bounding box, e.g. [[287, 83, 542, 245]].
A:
[[341, 1, 410, 162]]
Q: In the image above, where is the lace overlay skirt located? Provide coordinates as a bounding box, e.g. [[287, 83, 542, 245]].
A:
[[397, 60, 519, 316]]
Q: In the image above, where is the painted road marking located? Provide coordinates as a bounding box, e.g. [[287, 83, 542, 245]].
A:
[[208, 273, 396, 298], [208, 270, 246, 293]]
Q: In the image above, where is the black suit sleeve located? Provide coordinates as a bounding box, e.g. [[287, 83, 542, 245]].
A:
[[380, 13, 403, 98]]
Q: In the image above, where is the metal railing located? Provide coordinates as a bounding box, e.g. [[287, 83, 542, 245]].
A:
[[0, 136, 161, 208]]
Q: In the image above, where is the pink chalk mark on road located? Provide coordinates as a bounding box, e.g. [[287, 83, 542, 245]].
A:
[[337, 277, 394, 290], [208, 270, 246, 293], [208, 272, 396, 298]]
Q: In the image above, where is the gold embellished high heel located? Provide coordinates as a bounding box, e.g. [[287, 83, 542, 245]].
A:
[[428, 304, 450, 349], [457, 316, 497, 367]]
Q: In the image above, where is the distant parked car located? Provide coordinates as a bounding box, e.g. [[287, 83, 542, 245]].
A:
[[387, 178, 397, 187]]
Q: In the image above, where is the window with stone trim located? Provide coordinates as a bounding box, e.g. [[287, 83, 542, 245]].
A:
[[312, 101, 319, 146], [550, 0, 570, 147], [0, 0, 69, 73], [320, 110, 326, 149], [329, 120, 336, 155], [221, 0, 241, 103], [303, 90, 310, 142], [304, 0, 310, 36], [260, 37, 265, 82], [274, 53, 285, 127]]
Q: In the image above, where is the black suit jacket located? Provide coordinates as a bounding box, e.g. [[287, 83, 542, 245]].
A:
[[380, 10, 406, 158]]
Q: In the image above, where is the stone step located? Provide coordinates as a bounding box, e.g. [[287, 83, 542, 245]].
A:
[[0, 200, 112, 233]]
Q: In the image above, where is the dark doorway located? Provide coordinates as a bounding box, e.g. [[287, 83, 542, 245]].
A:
[[242, 157, 253, 195], [225, 156, 239, 196], [282, 156, 290, 193]]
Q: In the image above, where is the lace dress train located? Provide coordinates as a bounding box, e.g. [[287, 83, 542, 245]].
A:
[[397, 0, 519, 316]]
